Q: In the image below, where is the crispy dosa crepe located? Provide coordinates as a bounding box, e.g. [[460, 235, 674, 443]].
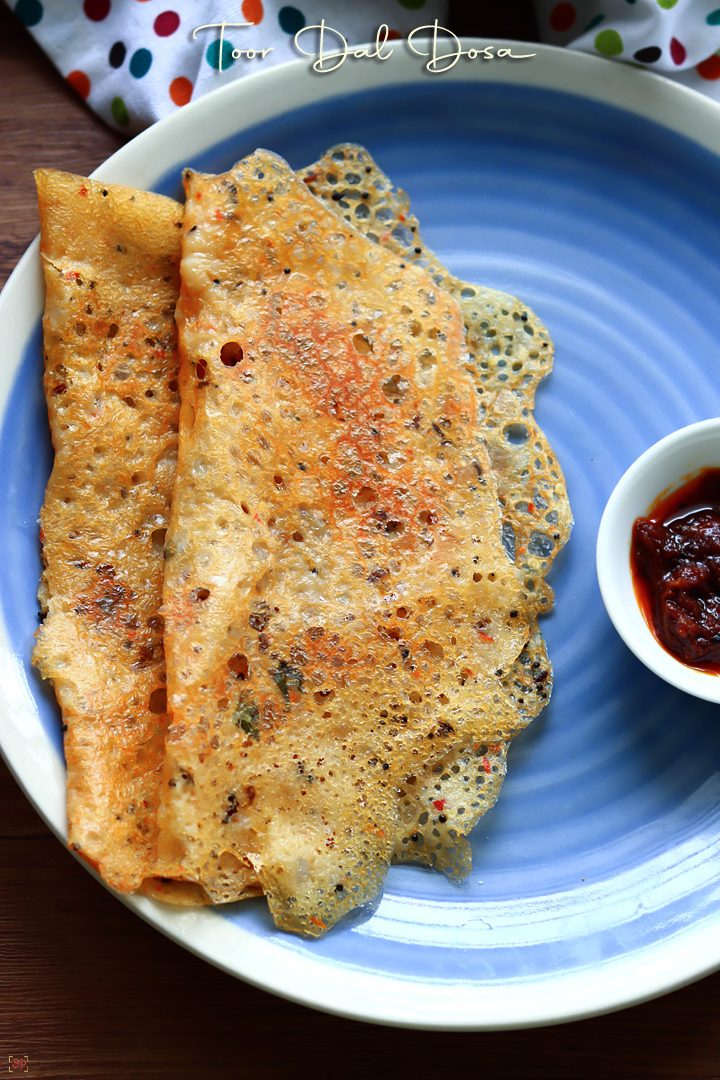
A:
[[304, 146, 572, 877], [159, 151, 540, 933], [303, 145, 571, 607], [35, 151, 570, 926], [33, 170, 183, 891]]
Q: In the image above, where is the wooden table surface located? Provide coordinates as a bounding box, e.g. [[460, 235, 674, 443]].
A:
[[3, 5, 720, 1078]]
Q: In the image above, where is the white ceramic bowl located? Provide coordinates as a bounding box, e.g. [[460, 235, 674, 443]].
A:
[[597, 418, 720, 704]]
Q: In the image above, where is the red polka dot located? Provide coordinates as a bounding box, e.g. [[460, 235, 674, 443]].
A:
[[83, 0, 110, 20], [66, 69, 91, 99], [697, 53, 720, 79], [386, 29, 402, 40], [242, 0, 263, 23], [169, 76, 192, 106], [670, 37, 686, 65], [549, 2, 577, 33], [154, 10, 180, 36]]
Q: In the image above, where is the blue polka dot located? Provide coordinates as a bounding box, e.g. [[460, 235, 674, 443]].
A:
[[129, 48, 153, 79], [278, 5, 305, 34], [205, 38, 236, 70], [708, 8, 720, 24], [14, 0, 43, 27]]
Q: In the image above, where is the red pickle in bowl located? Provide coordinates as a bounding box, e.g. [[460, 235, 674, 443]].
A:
[[631, 468, 720, 674]]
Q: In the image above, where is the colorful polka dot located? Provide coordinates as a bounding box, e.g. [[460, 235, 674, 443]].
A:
[[386, 29, 402, 40], [707, 9, 720, 25], [109, 41, 126, 68], [634, 45, 661, 63], [66, 69, 90, 99], [583, 14, 604, 33], [656, 0, 678, 7], [14, 0, 43, 28], [129, 47, 153, 78], [242, 0, 264, 24], [697, 52, 720, 79], [549, 2, 576, 33], [595, 29, 623, 56], [206, 39, 235, 70], [111, 96, 130, 127], [397, 0, 426, 8], [83, 0, 110, 21], [278, 5, 305, 34], [154, 10, 180, 36], [670, 37, 686, 64], [169, 76, 193, 106]]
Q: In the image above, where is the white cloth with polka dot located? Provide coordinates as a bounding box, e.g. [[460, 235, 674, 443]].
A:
[[535, 0, 720, 99], [6, 0, 448, 133], [10, 0, 720, 133]]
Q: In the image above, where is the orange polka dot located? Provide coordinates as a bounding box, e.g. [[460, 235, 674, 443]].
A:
[[66, 69, 90, 99], [242, 0, 263, 23], [169, 76, 193, 106], [697, 53, 720, 80]]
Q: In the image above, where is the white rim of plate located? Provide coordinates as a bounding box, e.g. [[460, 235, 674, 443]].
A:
[[3, 41, 720, 1030]]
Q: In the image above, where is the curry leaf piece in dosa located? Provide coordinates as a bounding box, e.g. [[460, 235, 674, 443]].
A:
[[33, 169, 183, 892], [161, 150, 534, 934], [301, 146, 571, 873]]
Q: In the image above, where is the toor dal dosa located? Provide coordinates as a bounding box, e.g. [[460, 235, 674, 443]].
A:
[[33, 148, 571, 935]]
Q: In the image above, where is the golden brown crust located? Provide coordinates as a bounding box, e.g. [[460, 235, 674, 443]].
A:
[[34, 154, 570, 928], [301, 145, 572, 605], [158, 151, 534, 934], [33, 170, 183, 891], [303, 145, 572, 871], [140, 876, 262, 905]]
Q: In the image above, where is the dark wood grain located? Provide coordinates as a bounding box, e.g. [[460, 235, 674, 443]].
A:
[[3, 4, 720, 1078], [0, 7, 124, 291]]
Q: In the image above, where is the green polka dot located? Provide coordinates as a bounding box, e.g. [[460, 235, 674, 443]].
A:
[[397, 0, 426, 8], [14, 0, 43, 26], [111, 96, 130, 128], [707, 9, 720, 24], [595, 28, 623, 56], [206, 38, 236, 69], [656, 0, 678, 8], [583, 13, 605, 32]]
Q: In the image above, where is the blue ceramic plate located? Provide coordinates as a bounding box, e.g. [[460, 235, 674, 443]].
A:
[[3, 43, 720, 1029]]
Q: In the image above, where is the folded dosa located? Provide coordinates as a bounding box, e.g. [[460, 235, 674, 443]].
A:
[[159, 151, 536, 933], [304, 146, 572, 877], [34, 152, 570, 929], [34, 170, 182, 891]]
